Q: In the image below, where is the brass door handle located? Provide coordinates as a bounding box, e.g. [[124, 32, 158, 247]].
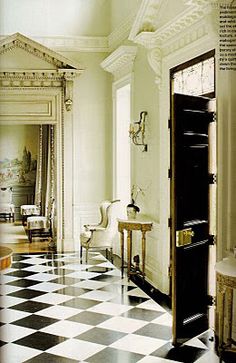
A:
[[176, 228, 194, 246]]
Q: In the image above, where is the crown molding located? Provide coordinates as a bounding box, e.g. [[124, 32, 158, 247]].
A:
[[101, 45, 137, 78], [108, 12, 138, 51]]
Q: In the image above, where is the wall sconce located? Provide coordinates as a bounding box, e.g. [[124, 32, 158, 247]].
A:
[[129, 111, 148, 152]]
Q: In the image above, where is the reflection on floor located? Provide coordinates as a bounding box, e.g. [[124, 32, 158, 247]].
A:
[[0, 251, 223, 363], [0, 221, 51, 254]]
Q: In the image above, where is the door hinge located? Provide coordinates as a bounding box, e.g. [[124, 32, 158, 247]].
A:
[[168, 169, 172, 179], [168, 118, 171, 129], [168, 264, 172, 277], [207, 295, 216, 306], [168, 218, 172, 228], [208, 173, 217, 184], [209, 234, 216, 246]]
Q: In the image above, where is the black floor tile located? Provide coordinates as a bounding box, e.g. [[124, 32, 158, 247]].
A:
[[6, 279, 40, 288], [4, 270, 37, 278], [86, 266, 114, 273], [60, 297, 100, 309], [67, 311, 111, 325], [49, 276, 82, 285], [7, 288, 46, 299], [0, 340, 7, 347], [151, 342, 208, 363], [10, 300, 52, 313], [75, 326, 126, 345], [86, 347, 144, 363], [134, 323, 172, 340], [14, 331, 67, 351], [121, 307, 164, 321], [46, 268, 75, 276], [12, 314, 59, 329], [41, 261, 66, 268], [90, 275, 121, 282], [54, 286, 90, 296], [24, 352, 78, 363], [11, 262, 32, 269], [12, 255, 28, 262]]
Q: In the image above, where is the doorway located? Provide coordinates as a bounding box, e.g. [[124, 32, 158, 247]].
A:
[[170, 50, 216, 344]]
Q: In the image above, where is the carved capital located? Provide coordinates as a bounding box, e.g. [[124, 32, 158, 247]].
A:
[[63, 78, 73, 112], [147, 48, 162, 88]]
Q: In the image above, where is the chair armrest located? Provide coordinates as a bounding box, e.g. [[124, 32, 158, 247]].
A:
[[86, 226, 106, 232]]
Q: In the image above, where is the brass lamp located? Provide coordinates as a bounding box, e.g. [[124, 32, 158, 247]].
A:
[[129, 111, 148, 152]]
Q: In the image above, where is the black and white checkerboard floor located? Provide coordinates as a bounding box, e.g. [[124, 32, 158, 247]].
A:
[[0, 252, 221, 363]]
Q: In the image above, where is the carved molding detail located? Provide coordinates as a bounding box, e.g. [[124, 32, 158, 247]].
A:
[[0, 33, 83, 71], [101, 46, 138, 77], [147, 48, 162, 88], [108, 12, 138, 50]]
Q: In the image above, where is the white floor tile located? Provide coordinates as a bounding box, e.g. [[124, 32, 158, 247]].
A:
[[23, 265, 53, 272], [31, 281, 66, 292], [0, 323, 35, 342], [0, 308, 30, 323], [72, 279, 109, 290], [88, 301, 133, 316], [0, 275, 19, 283], [126, 287, 150, 298], [0, 285, 22, 295], [151, 312, 172, 326], [0, 295, 26, 308], [138, 356, 182, 363], [27, 272, 59, 281], [98, 316, 148, 333], [61, 263, 92, 270], [41, 320, 92, 338], [0, 343, 41, 363], [195, 351, 221, 363], [35, 305, 80, 319], [31, 292, 73, 305], [66, 271, 100, 279], [79, 289, 116, 301], [47, 338, 105, 361], [110, 333, 167, 355], [23, 257, 50, 265], [137, 299, 167, 312]]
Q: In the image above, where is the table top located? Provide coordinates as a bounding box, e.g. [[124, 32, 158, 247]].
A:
[[215, 257, 236, 278], [118, 215, 153, 225]]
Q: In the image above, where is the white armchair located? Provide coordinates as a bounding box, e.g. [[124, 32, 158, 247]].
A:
[[0, 187, 15, 222], [80, 199, 121, 263]]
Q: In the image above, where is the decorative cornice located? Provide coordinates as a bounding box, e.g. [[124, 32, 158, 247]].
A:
[[100, 45, 138, 77], [108, 12, 138, 50], [0, 33, 84, 70], [130, 0, 216, 49]]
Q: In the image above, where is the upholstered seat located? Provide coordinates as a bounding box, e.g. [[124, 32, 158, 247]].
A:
[[80, 199, 121, 263], [21, 204, 40, 225], [0, 187, 15, 222], [26, 198, 54, 243]]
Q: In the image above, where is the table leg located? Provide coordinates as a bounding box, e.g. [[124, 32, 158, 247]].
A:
[[141, 231, 146, 280], [120, 231, 124, 278], [127, 230, 132, 280]]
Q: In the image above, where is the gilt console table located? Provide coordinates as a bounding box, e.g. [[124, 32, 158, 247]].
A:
[[118, 217, 153, 280], [215, 257, 236, 362]]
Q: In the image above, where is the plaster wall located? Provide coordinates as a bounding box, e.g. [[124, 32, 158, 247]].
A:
[[61, 51, 113, 241], [110, 0, 141, 32]]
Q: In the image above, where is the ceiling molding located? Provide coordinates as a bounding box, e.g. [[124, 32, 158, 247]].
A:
[[130, 0, 216, 49], [108, 12, 138, 51], [100, 45, 137, 77]]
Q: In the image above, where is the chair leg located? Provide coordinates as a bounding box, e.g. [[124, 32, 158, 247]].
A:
[[110, 247, 113, 264], [80, 246, 83, 261], [105, 248, 109, 260], [85, 247, 89, 263], [28, 230, 32, 243]]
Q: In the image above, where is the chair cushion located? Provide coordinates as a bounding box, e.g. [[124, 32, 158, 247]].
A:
[[27, 216, 47, 230], [80, 230, 92, 243], [0, 203, 15, 213], [21, 205, 40, 216]]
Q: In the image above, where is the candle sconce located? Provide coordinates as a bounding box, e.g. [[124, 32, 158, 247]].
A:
[[129, 111, 148, 152]]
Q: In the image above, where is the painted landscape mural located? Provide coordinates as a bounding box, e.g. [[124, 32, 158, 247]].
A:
[[0, 125, 39, 187]]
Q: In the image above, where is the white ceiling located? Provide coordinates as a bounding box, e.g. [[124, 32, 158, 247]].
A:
[[0, 0, 141, 38]]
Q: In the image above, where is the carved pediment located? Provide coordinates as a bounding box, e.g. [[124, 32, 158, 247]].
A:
[[0, 33, 83, 73]]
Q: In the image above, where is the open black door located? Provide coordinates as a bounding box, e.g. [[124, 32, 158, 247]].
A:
[[171, 93, 214, 345]]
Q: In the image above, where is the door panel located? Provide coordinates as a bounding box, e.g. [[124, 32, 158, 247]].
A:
[[171, 93, 214, 345]]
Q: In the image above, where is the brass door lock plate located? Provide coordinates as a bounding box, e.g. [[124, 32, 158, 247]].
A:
[[176, 228, 194, 246]]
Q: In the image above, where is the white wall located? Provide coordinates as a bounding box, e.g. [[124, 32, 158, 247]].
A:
[[110, 0, 141, 32], [61, 51, 113, 241]]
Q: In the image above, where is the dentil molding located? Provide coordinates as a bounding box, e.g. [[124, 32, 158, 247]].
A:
[[100, 46, 138, 78]]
